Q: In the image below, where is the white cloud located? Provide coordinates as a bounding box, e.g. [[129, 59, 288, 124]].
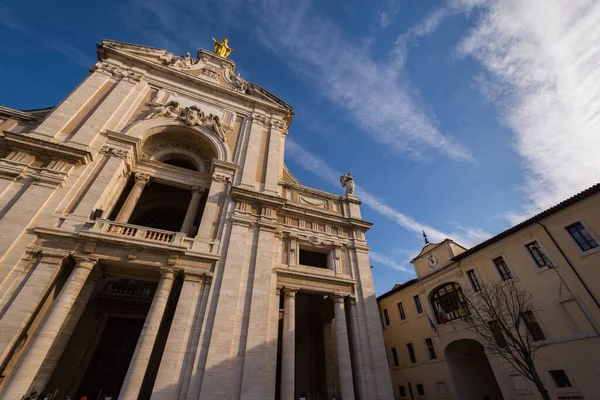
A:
[[286, 139, 491, 247], [134, 0, 473, 162], [251, 1, 474, 162], [370, 251, 413, 272], [378, 11, 391, 28], [454, 0, 600, 223]]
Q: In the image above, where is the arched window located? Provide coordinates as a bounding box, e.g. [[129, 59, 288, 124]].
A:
[[430, 282, 468, 324]]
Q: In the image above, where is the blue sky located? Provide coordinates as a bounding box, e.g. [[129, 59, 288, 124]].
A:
[[1, 0, 599, 294]]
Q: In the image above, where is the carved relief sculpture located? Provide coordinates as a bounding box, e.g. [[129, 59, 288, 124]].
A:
[[145, 102, 233, 142], [340, 171, 355, 195]]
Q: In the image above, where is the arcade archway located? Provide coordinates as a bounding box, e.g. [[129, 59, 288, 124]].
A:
[[445, 339, 504, 400]]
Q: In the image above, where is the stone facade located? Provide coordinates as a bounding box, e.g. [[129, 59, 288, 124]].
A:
[[378, 185, 600, 400], [0, 40, 393, 399]]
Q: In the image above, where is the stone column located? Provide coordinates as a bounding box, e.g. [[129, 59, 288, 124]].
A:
[[180, 187, 204, 236], [151, 272, 205, 399], [240, 114, 265, 188], [30, 268, 102, 392], [196, 171, 229, 239], [1, 257, 97, 399], [115, 173, 150, 223], [263, 123, 283, 194], [0, 253, 65, 369], [347, 298, 367, 400], [119, 269, 175, 400], [281, 288, 297, 400], [333, 295, 356, 400]]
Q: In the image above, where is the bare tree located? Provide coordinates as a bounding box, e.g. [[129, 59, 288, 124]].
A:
[[462, 279, 550, 400]]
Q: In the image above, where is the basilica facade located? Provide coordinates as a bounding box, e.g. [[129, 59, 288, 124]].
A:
[[0, 40, 393, 399]]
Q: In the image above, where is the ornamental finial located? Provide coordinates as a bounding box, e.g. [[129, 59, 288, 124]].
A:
[[423, 230, 430, 245]]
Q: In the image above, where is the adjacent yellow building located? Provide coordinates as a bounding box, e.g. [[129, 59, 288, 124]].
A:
[[378, 184, 600, 400]]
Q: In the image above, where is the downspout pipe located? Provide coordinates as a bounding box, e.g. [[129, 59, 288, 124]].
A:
[[537, 221, 600, 310]]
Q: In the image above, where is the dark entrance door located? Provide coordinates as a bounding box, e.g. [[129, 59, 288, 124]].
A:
[[76, 317, 144, 399]]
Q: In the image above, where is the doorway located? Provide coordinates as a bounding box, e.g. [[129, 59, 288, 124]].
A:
[[76, 317, 144, 399], [445, 339, 504, 400]]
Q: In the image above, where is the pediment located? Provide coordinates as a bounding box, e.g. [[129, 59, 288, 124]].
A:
[[99, 40, 292, 113]]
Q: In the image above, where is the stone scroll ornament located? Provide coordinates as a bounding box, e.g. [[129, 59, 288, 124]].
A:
[[340, 171, 355, 195], [145, 101, 233, 142]]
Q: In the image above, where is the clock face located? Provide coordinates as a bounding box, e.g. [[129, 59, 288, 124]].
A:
[[427, 253, 440, 270]]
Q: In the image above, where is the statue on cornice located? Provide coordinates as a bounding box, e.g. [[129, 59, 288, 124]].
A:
[[145, 101, 181, 120], [171, 52, 194, 68], [229, 71, 248, 92], [212, 37, 233, 58], [340, 172, 355, 195]]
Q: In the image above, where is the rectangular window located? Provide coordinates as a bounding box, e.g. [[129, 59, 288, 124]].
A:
[[398, 302, 406, 320], [413, 295, 423, 314], [466, 269, 482, 292], [510, 374, 529, 390], [522, 311, 546, 341], [399, 385, 406, 397], [407, 343, 416, 364], [436, 382, 448, 396], [566, 222, 598, 251], [391, 347, 399, 367], [425, 338, 437, 359], [549, 370, 572, 388], [525, 241, 550, 268], [383, 309, 390, 326], [299, 248, 328, 268], [493, 257, 513, 281], [489, 320, 507, 347], [416, 384, 425, 396]]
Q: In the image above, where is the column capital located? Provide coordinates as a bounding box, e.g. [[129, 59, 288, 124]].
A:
[[134, 172, 151, 185], [331, 294, 346, 303], [191, 186, 206, 194], [282, 287, 299, 297], [73, 256, 98, 271], [160, 268, 177, 280]]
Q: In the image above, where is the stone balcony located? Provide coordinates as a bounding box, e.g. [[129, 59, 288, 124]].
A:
[[81, 219, 188, 251]]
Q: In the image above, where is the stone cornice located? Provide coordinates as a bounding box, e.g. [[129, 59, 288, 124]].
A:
[[1, 131, 93, 166], [281, 202, 373, 231], [281, 182, 343, 201], [231, 186, 286, 209]]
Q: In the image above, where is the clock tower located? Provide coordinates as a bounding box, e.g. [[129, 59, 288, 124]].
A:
[[411, 239, 467, 278]]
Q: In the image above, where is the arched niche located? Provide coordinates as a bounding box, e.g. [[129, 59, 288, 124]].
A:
[[124, 119, 231, 164]]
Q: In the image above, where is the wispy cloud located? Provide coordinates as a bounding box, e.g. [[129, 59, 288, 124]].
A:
[[370, 251, 413, 272], [376, 0, 401, 28], [453, 0, 600, 223], [286, 138, 491, 247], [133, 0, 474, 163], [0, 5, 93, 68]]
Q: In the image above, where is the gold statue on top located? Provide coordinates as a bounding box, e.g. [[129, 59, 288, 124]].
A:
[[212, 37, 233, 58]]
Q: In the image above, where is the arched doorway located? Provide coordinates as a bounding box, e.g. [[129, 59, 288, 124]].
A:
[[445, 339, 504, 400]]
